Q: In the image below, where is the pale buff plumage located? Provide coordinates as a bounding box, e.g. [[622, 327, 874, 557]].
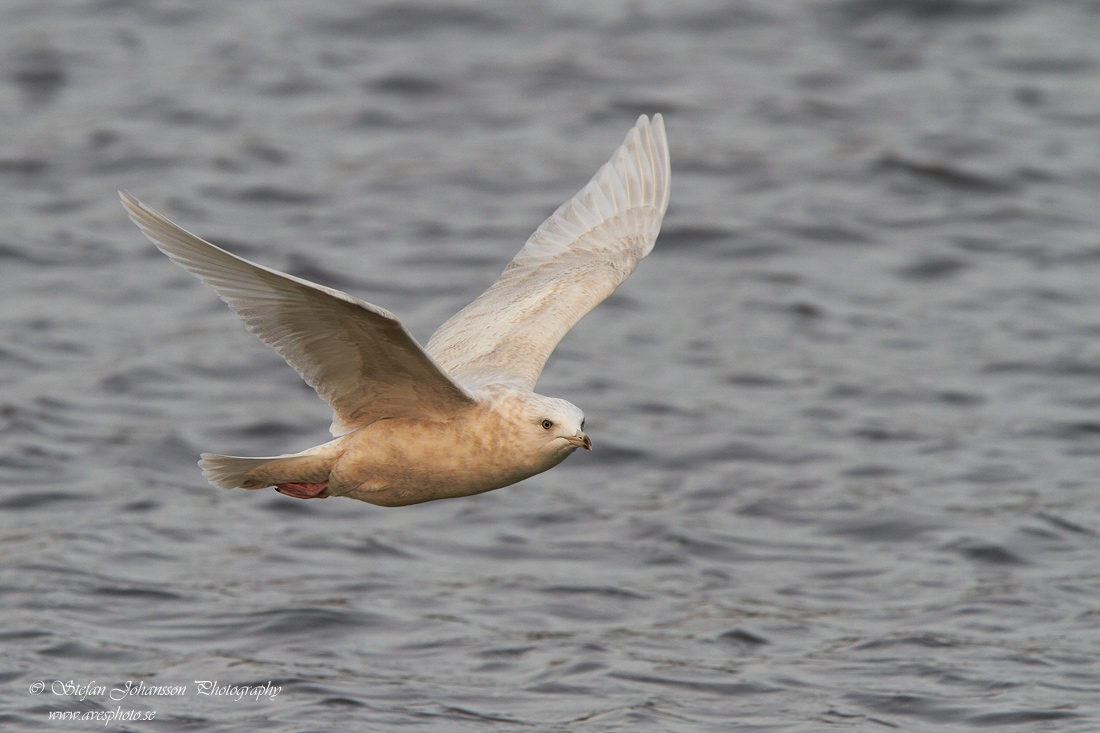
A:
[[121, 115, 670, 506]]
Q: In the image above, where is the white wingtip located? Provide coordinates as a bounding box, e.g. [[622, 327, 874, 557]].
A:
[[647, 113, 671, 214], [118, 190, 147, 223], [629, 113, 670, 217]]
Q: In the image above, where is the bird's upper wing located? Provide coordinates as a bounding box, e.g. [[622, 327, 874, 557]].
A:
[[425, 114, 670, 390], [121, 193, 475, 436]]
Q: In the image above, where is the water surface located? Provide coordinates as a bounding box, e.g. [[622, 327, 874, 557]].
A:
[[2, 1, 1100, 730]]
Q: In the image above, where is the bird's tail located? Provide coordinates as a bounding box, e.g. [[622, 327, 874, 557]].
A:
[[198, 440, 344, 490]]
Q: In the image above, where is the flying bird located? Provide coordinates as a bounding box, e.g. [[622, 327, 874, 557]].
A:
[[121, 114, 669, 506]]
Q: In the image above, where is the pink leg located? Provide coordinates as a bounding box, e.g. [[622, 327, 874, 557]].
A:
[[275, 481, 330, 499]]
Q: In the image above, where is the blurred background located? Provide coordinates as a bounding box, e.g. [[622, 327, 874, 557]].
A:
[[2, 1, 1100, 730]]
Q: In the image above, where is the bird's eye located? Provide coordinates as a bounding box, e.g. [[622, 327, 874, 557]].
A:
[[541, 419, 554, 430], [581, 419, 585, 429]]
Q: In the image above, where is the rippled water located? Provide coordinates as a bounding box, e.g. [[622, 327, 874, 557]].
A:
[[3, 1, 1100, 730]]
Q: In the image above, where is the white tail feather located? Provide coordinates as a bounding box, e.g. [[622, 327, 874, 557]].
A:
[[198, 440, 345, 490]]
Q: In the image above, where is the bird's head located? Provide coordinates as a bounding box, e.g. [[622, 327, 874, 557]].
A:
[[520, 393, 591, 457]]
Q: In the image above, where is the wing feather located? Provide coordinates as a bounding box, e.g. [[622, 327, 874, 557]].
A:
[[426, 114, 670, 389], [120, 193, 474, 435]]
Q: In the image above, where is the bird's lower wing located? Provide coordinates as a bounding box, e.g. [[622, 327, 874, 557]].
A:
[[425, 114, 670, 390], [121, 193, 474, 435]]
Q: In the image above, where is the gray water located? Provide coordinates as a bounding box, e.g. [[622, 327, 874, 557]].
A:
[[3, 1, 1100, 730]]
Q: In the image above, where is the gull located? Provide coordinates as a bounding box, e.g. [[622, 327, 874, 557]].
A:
[[121, 114, 669, 506]]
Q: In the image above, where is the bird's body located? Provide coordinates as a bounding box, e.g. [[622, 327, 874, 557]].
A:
[[122, 115, 669, 506], [333, 385, 581, 506]]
